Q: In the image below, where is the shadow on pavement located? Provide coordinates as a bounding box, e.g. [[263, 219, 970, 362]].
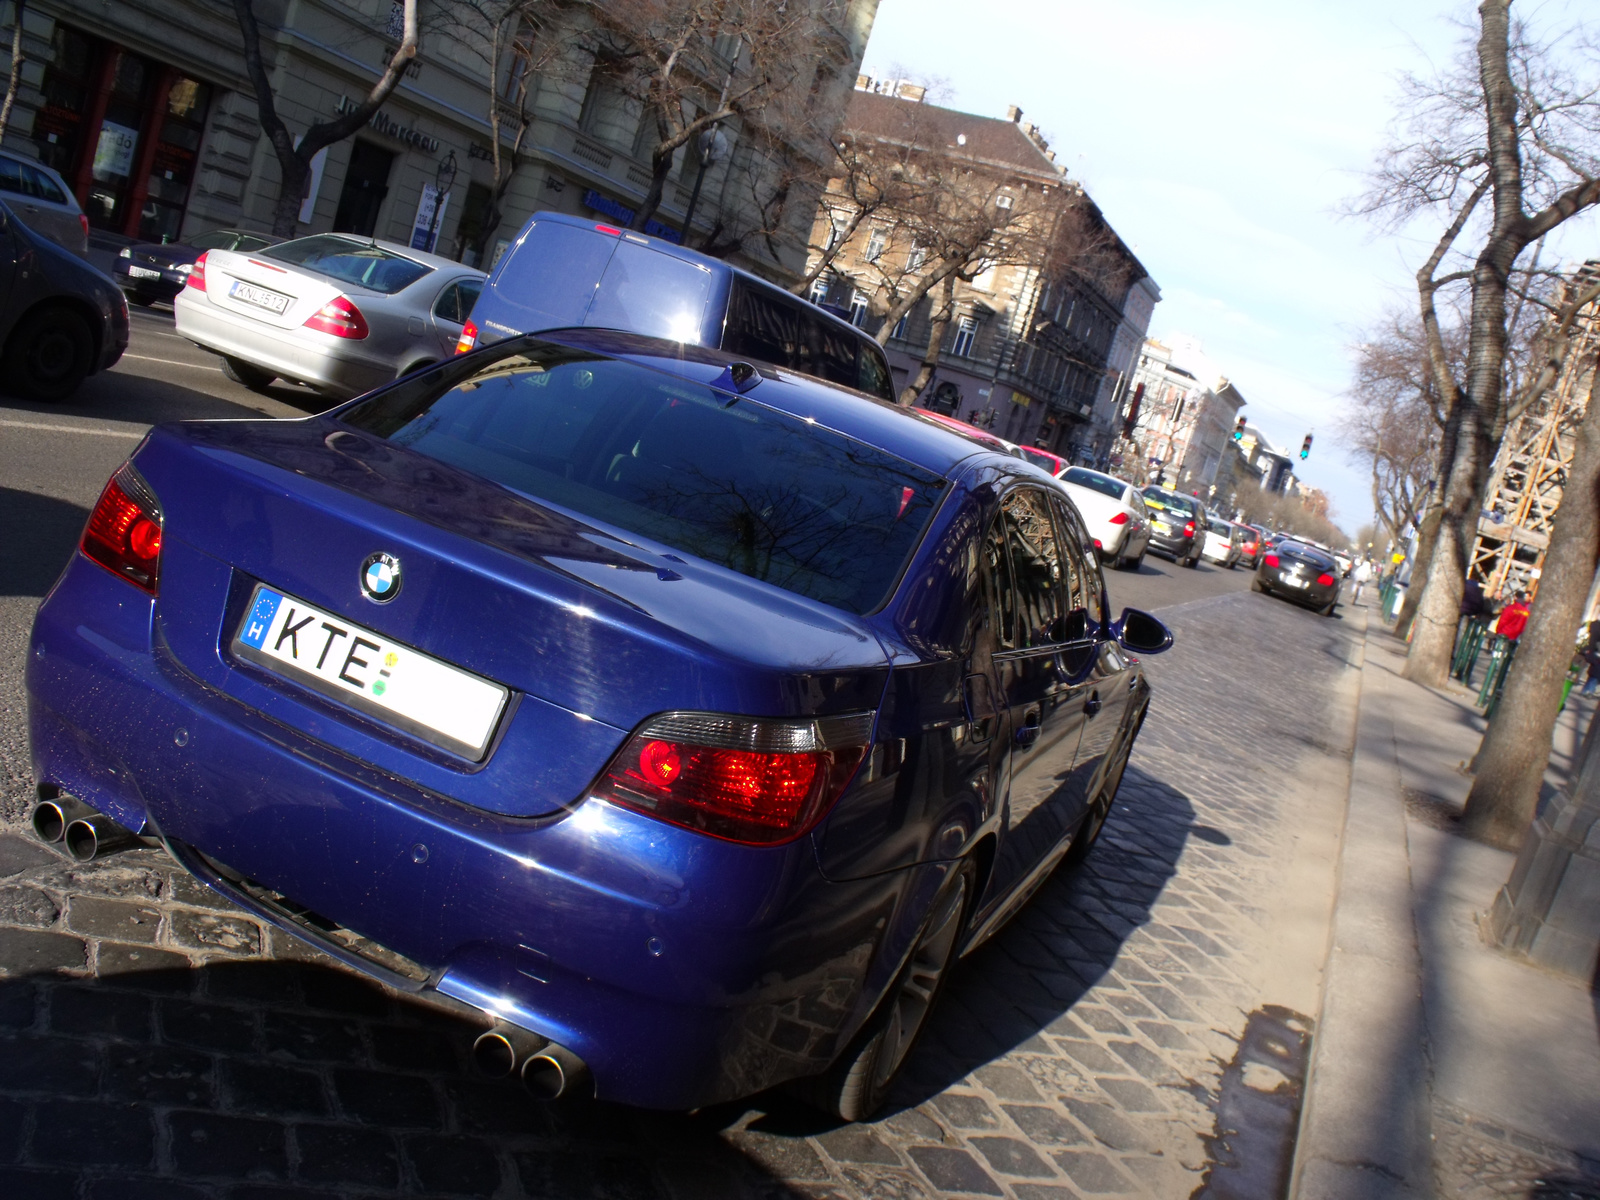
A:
[[885, 761, 1194, 1112], [0, 488, 90, 598], [0, 956, 819, 1198]]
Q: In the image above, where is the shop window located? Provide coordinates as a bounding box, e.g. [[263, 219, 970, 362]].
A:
[[333, 141, 396, 237], [84, 50, 155, 231], [452, 181, 494, 265], [137, 76, 212, 243]]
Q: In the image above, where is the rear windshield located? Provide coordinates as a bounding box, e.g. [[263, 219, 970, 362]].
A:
[[1141, 487, 1195, 515], [339, 340, 946, 614], [262, 236, 432, 294], [1021, 447, 1060, 473], [1062, 468, 1122, 500], [588, 240, 714, 342]]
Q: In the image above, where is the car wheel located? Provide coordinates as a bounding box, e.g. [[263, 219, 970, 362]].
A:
[[221, 356, 277, 391], [803, 860, 974, 1122], [1320, 599, 1337, 617], [1064, 706, 1141, 871], [3, 306, 93, 402], [1250, 577, 1265, 593], [1184, 553, 1199, 569]]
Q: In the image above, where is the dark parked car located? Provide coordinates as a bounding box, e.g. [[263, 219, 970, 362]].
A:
[[1253, 539, 1341, 615], [0, 199, 128, 401], [1140, 486, 1204, 567], [28, 327, 1172, 1120], [114, 227, 282, 306], [462, 211, 896, 400]]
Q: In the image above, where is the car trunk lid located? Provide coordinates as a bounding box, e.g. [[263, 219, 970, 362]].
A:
[[201, 247, 343, 331]]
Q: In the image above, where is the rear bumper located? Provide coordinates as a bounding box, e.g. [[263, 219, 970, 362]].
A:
[[1148, 532, 1194, 559], [173, 290, 391, 397], [1257, 571, 1337, 607], [27, 555, 925, 1110]]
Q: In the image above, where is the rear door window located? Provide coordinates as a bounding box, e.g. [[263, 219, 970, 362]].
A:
[[339, 341, 947, 614], [487, 220, 619, 334], [23, 162, 67, 204], [723, 278, 807, 373], [1000, 488, 1066, 648], [587, 240, 714, 342]]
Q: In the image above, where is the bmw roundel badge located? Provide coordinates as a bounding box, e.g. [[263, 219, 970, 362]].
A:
[[360, 552, 402, 603]]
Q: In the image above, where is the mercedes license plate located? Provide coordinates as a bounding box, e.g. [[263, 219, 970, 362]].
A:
[[229, 280, 291, 314], [127, 265, 162, 280], [233, 585, 509, 760]]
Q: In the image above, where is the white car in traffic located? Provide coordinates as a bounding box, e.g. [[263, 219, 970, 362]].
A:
[[1057, 466, 1151, 570], [174, 233, 484, 397], [1202, 512, 1244, 568]]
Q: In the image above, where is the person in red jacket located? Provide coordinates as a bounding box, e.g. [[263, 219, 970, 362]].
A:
[[1495, 591, 1531, 641]]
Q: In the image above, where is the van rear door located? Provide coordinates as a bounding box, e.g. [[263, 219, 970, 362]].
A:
[[475, 219, 619, 342]]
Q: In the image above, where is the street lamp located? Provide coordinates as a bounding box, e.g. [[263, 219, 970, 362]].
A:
[[426, 150, 457, 253]]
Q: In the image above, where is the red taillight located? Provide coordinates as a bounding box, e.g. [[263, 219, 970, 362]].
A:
[[595, 224, 623, 236], [593, 713, 871, 845], [455, 318, 478, 355], [1093, 538, 1102, 549], [303, 295, 369, 339], [1317, 572, 1336, 587], [81, 465, 163, 594], [1108, 512, 1129, 525], [1265, 554, 1280, 568], [185, 251, 208, 291], [1183, 520, 1196, 537], [78, 213, 89, 239]]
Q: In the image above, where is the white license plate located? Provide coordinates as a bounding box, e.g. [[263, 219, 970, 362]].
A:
[[127, 265, 162, 280], [1152, 521, 1171, 534], [233, 585, 509, 760], [1282, 576, 1307, 588], [229, 280, 291, 313]]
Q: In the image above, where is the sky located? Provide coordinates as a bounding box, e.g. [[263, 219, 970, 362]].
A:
[[859, 0, 1600, 532]]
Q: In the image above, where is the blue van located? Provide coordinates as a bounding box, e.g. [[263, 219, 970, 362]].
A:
[[460, 211, 896, 401]]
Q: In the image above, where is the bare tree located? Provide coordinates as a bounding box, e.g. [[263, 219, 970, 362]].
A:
[[1460, 278, 1600, 847], [0, 0, 24, 143], [554, 0, 851, 237], [1357, 1, 1600, 686], [232, 0, 420, 236]]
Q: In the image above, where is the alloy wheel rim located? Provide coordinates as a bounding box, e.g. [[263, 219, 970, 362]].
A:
[[31, 333, 75, 380], [872, 875, 967, 1090]]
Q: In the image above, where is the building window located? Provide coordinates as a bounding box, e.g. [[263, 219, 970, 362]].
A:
[[906, 242, 926, 271], [808, 276, 828, 305], [824, 215, 848, 252], [849, 290, 869, 327], [952, 315, 978, 357], [892, 311, 908, 340], [995, 192, 1013, 210], [864, 226, 886, 261]]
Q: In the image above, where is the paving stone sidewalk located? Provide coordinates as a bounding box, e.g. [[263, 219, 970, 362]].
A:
[[0, 589, 1363, 1198]]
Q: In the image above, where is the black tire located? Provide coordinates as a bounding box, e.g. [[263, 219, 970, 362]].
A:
[[3, 306, 93, 401], [221, 356, 276, 391], [1250, 577, 1265, 593], [803, 860, 975, 1122], [1184, 553, 1200, 569], [1320, 599, 1337, 617], [1226, 560, 1236, 571]]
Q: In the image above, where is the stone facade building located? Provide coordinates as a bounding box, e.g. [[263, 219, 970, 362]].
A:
[[0, 0, 875, 282], [1121, 336, 1249, 495], [802, 82, 1155, 462]]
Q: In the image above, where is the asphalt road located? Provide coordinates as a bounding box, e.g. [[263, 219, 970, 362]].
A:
[[0, 305, 1257, 822]]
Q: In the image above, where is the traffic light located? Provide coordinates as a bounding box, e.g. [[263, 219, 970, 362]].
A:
[[1300, 433, 1313, 460], [1233, 415, 1247, 441]]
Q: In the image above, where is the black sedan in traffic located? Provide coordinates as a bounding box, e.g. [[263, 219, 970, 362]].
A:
[[1252, 540, 1340, 615], [114, 227, 280, 305], [1140, 486, 1205, 568]]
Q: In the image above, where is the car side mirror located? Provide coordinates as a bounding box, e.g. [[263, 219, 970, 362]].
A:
[[1112, 607, 1173, 655]]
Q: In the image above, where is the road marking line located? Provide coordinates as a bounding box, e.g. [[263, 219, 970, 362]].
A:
[[0, 418, 144, 439], [119, 353, 220, 370]]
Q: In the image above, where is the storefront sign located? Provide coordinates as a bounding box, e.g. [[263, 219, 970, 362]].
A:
[[334, 96, 440, 153], [92, 121, 139, 179], [410, 183, 450, 253]]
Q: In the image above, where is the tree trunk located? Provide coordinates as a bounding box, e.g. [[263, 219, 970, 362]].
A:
[[1460, 361, 1600, 848], [1394, 501, 1444, 638], [0, 0, 24, 142], [1402, 0, 1522, 686], [898, 273, 954, 407], [629, 143, 673, 233], [878, 256, 963, 349]]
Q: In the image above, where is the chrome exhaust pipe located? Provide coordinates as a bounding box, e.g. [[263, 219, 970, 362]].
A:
[[521, 1042, 591, 1101], [471, 1024, 548, 1080], [31, 795, 96, 844], [63, 812, 146, 863]]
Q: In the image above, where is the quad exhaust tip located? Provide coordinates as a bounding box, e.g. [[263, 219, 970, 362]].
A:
[[31, 796, 148, 862], [471, 1025, 590, 1100]]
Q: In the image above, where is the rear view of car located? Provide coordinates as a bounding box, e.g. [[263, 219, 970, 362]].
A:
[[1253, 540, 1341, 615], [174, 234, 484, 395], [1141, 486, 1203, 567], [0, 149, 88, 255], [1059, 466, 1149, 569], [462, 212, 895, 400], [116, 228, 280, 306], [1201, 513, 1242, 568]]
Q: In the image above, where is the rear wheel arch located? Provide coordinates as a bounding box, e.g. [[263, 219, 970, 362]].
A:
[[8, 295, 104, 362]]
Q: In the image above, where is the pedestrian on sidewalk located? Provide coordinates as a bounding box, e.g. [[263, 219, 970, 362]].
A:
[[1495, 591, 1532, 641], [1352, 558, 1374, 605], [1581, 621, 1600, 696]]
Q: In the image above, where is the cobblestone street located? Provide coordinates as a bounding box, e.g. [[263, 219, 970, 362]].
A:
[[0, 587, 1363, 1197]]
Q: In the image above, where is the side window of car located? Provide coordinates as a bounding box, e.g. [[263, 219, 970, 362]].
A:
[[1000, 488, 1064, 648], [434, 281, 481, 326], [723, 278, 804, 372], [22, 163, 67, 204], [0, 157, 24, 196], [857, 340, 894, 401], [1051, 495, 1104, 633]]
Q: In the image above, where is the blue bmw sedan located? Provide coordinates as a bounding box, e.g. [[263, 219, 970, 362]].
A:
[[26, 328, 1171, 1119]]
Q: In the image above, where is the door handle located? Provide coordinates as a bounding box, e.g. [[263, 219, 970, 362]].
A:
[[1084, 693, 1102, 718], [1015, 707, 1042, 749]]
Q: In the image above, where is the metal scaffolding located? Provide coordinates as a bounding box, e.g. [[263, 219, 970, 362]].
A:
[[1469, 266, 1600, 601]]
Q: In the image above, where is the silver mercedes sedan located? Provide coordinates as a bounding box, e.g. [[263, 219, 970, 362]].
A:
[[173, 234, 485, 397]]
